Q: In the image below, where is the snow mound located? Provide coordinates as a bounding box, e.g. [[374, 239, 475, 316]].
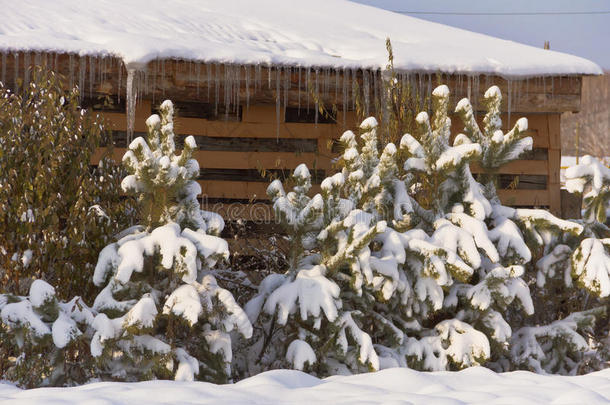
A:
[[1, 368, 609, 404]]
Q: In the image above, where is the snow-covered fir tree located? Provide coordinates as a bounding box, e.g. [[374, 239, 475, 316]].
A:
[[90, 100, 252, 382]]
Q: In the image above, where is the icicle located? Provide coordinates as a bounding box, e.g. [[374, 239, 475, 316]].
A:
[[276, 67, 281, 141], [77, 56, 86, 100], [224, 64, 230, 120], [342, 67, 348, 127], [68, 54, 75, 90], [341, 68, 347, 128], [426, 74, 432, 111], [13, 53, 19, 91], [125, 68, 137, 144], [517, 80, 524, 111], [143, 67, 148, 98], [98, 56, 103, 87], [314, 68, 319, 125], [306, 67, 310, 113], [89, 56, 95, 98], [373, 69, 378, 117], [324, 67, 330, 99], [23, 52, 30, 91], [1, 53, 6, 86], [473, 75, 480, 120], [117, 61, 122, 102], [351, 68, 357, 112], [284, 66, 290, 117], [363, 69, 370, 116], [151, 61, 157, 105], [297, 66, 301, 112], [506, 79, 512, 129], [214, 63, 220, 116], [335, 68, 340, 106], [159, 59, 165, 97], [542, 76, 547, 106], [268, 65, 271, 89], [196, 62, 201, 97], [235, 64, 241, 115], [206, 63, 211, 101], [255, 64, 261, 94], [245, 64, 250, 111]]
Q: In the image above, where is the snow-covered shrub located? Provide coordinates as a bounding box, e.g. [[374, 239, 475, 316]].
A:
[[565, 155, 610, 225], [518, 154, 610, 374], [0, 280, 95, 387], [90, 101, 251, 383], [0, 67, 133, 299]]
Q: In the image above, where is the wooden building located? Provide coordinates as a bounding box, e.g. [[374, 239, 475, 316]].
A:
[[0, 0, 603, 221]]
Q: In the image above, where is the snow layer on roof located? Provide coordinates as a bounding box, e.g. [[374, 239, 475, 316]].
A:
[[0, 0, 602, 77]]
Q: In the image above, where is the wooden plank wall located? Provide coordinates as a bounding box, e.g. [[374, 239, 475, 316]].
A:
[[94, 102, 562, 217]]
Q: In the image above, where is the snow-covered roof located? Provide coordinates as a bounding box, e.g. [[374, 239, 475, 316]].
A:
[[0, 0, 602, 77]]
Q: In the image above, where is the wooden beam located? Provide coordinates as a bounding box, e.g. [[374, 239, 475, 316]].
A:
[[547, 114, 562, 216]]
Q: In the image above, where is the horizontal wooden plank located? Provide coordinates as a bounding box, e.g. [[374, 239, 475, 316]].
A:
[[470, 160, 548, 175], [202, 201, 275, 222], [110, 131, 319, 152], [497, 174, 547, 190], [204, 182, 551, 210], [200, 180, 269, 200], [199, 168, 326, 184], [184, 135, 318, 153], [92, 148, 334, 170], [102, 109, 341, 139], [497, 189, 550, 206], [520, 147, 548, 161], [199, 180, 321, 200]]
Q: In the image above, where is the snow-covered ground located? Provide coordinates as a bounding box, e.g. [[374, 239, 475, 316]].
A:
[[1, 367, 609, 405]]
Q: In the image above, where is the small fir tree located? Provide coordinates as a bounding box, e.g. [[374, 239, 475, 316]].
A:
[[90, 100, 252, 382]]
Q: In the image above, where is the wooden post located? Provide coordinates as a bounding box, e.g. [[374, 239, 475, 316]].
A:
[[547, 114, 562, 216]]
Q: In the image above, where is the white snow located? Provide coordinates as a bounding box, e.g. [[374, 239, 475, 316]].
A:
[[286, 340, 316, 371], [163, 284, 202, 326], [28, 279, 56, 308], [0, 0, 601, 77], [264, 265, 340, 325], [123, 296, 157, 329], [51, 313, 80, 349], [1, 367, 609, 404], [359, 117, 378, 129]]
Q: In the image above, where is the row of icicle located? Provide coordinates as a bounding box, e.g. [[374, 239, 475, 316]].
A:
[[0, 51, 572, 142]]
